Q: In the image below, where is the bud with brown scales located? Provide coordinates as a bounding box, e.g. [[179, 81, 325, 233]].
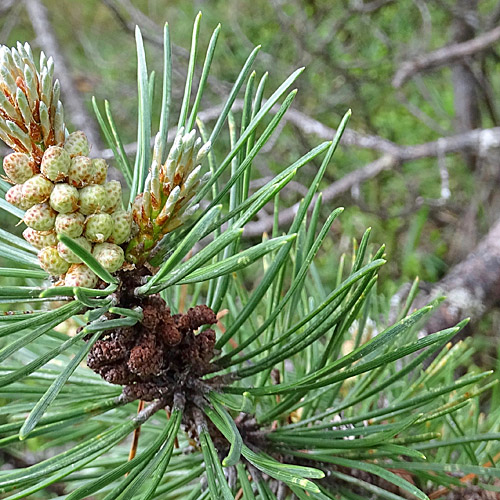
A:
[[87, 287, 218, 403]]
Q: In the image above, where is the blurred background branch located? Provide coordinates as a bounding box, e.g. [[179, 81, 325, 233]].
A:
[[393, 24, 500, 88]]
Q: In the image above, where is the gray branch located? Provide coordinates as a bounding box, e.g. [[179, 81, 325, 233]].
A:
[[418, 217, 500, 335], [99, 99, 500, 161], [393, 24, 500, 88], [243, 155, 397, 238]]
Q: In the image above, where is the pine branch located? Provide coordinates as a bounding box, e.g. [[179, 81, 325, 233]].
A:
[[0, 14, 496, 500]]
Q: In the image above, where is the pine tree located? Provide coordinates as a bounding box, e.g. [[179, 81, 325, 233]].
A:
[[0, 13, 498, 500]]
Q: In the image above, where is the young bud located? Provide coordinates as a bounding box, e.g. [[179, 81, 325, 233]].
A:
[[23, 202, 56, 231], [132, 193, 145, 224], [91, 158, 108, 184], [181, 129, 196, 156], [22, 175, 53, 206], [5, 184, 31, 209], [92, 242, 124, 273], [102, 180, 122, 212], [23, 228, 57, 249], [195, 140, 211, 164], [79, 184, 106, 215], [85, 213, 113, 243], [64, 264, 98, 288], [142, 191, 152, 219], [108, 210, 132, 244], [156, 185, 180, 225], [49, 183, 79, 213], [38, 245, 70, 275], [192, 137, 202, 159], [182, 164, 201, 194], [3, 152, 34, 183], [64, 131, 90, 157], [68, 156, 95, 188], [40, 145, 71, 182], [57, 236, 92, 264], [55, 212, 85, 238]]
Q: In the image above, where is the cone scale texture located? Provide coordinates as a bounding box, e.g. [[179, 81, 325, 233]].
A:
[[0, 44, 133, 287]]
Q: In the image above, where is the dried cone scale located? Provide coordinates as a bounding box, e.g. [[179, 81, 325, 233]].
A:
[[0, 43, 132, 287]]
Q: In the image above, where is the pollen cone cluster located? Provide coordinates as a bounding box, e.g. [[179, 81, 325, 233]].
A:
[[0, 43, 132, 287], [126, 127, 211, 264], [0, 43, 64, 164]]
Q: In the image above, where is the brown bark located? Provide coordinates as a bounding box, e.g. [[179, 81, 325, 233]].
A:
[[418, 217, 500, 335], [451, 0, 481, 135], [448, 1, 481, 257]]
